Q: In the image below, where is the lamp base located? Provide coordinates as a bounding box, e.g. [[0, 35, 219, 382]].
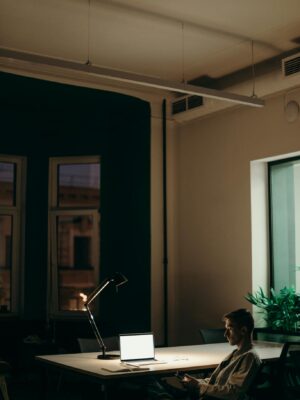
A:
[[97, 353, 119, 360]]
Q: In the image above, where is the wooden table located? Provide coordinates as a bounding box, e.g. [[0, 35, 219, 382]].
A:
[[36, 341, 283, 398]]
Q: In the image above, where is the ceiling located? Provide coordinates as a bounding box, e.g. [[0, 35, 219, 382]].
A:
[[1, 0, 300, 94], [90, 0, 300, 81]]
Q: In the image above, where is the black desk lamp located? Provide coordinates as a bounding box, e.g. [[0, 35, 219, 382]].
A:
[[84, 272, 128, 359]]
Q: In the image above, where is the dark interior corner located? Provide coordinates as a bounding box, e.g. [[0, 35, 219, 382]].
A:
[[0, 72, 151, 399]]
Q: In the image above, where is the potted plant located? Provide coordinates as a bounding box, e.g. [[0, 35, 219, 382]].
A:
[[245, 287, 300, 333]]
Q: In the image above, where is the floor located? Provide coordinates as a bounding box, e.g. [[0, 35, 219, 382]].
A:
[[8, 378, 76, 399], [7, 368, 109, 400], [7, 369, 149, 400]]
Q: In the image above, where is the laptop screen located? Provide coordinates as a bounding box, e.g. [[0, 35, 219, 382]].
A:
[[119, 332, 155, 361]]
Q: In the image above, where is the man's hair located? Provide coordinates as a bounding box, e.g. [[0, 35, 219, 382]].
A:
[[223, 308, 254, 334]]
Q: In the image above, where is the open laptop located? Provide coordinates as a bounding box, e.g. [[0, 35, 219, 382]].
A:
[[119, 332, 166, 366]]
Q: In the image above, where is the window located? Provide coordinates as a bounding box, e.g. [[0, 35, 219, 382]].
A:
[[0, 156, 25, 314], [49, 157, 100, 315], [269, 157, 300, 292]]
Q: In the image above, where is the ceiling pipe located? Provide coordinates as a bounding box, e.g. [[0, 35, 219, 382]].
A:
[[0, 48, 264, 108]]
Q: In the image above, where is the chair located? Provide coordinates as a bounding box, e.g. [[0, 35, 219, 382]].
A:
[[77, 336, 119, 353], [0, 360, 11, 400], [77, 337, 121, 398], [273, 341, 300, 400], [56, 337, 119, 396], [245, 361, 272, 400], [77, 338, 100, 353], [197, 328, 227, 378], [199, 328, 226, 344]]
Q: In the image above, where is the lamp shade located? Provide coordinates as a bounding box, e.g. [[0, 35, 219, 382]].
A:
[[111, 272, 128, 287]]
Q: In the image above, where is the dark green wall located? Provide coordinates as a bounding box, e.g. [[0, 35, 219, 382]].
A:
[[0, 72, 151, 343]]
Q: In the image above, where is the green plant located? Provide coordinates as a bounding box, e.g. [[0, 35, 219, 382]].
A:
[[245, 287, 300, 332]]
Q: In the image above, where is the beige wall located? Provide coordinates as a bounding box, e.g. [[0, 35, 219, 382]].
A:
[[169, 92, 300, 345]]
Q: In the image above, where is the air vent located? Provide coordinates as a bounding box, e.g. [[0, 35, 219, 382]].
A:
[[172, 98, 187, 114], [172, 95, 203, 115], [282, 53, 300, 77]]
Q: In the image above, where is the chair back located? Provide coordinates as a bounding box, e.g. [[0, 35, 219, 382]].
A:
[[77, 336, 119, 353], [0, 361, 11, 400], [199, 328, 226, 344], [274, 341, 300, 398], [245, 361, 270, 400], [77, 338, 99, 352]]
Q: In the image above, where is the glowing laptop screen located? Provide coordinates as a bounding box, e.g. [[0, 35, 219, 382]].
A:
[[119, 333, 155, 361]]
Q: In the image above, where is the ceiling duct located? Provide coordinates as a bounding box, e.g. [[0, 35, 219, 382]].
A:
[[172, 95, 204, 115], [282, 52, 300, 77]]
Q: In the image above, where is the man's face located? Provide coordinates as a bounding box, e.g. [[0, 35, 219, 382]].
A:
[[224, 318, 245, 346]]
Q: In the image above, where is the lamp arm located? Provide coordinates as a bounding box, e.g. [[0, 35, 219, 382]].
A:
[[83, 272, 128, 360], [85, 304, 107, 357], [85, 279, 110, 305]]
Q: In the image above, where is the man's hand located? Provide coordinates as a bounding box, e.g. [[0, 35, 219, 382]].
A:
[[181, 374, 201, 399], [182, 374, 200, 389]]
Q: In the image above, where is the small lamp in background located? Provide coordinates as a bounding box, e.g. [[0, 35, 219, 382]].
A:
[[84, 272, 128, 359]]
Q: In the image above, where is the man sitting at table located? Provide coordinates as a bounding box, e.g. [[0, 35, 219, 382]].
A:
[[149, 308, 261, 400]]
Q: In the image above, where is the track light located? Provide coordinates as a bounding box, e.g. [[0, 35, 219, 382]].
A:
[[0, 48, 264, 107]]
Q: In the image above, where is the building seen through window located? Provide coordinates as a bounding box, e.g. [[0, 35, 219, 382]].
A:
[[0, 159, 22, 314], [49, 158, 100, 314], [57, 214, 96, 311], [58, 163, 100, 208], [0, 162, 15, 206], [0, 216, 12, 312]]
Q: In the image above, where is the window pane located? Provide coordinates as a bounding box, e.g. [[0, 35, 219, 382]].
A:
[[0, 215, 12, 312], [270, 159, 300, 292], [58, 163, 100, 207], [0, 163, 16, 206], [56, 214, 98, 311]]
